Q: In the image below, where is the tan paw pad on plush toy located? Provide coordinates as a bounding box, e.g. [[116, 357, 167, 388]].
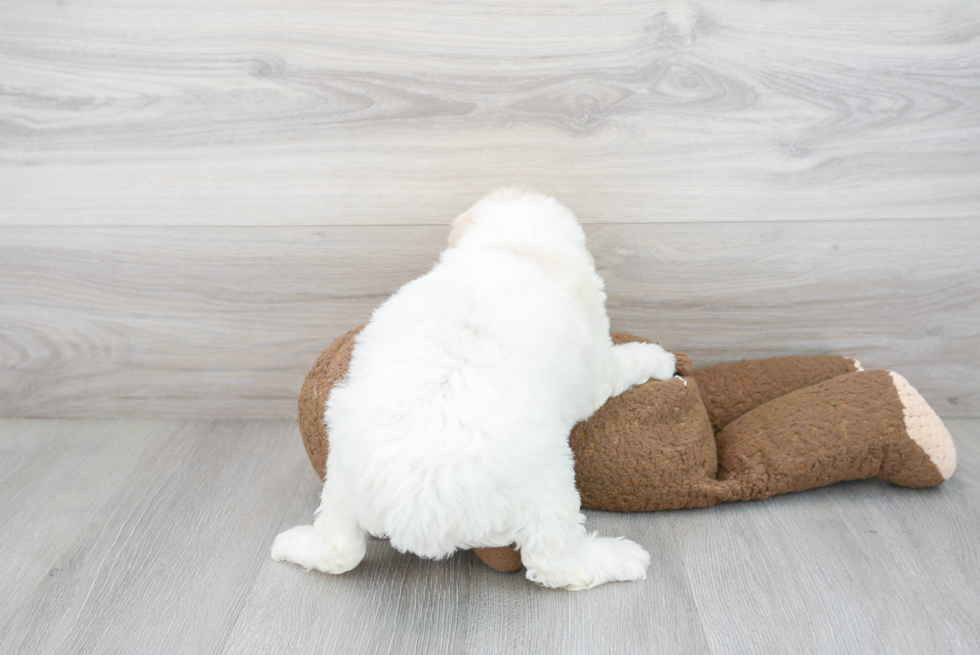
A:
[[890, 371, 957, 480], [298, 327, 956, 574]]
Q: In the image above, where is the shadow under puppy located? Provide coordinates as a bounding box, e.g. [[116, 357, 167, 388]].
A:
[[271, 188, 676, 590]]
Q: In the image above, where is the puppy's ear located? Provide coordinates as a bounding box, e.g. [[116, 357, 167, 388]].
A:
[[447, 209, 477, 248]]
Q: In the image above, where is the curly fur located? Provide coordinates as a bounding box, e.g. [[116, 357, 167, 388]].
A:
[[271, 188, 675, 590]]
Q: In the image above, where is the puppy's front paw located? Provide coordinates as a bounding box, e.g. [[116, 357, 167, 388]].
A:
[[271, 524, 364, 574], [629, 342, 675, 382], [647, 349, 676, 382]]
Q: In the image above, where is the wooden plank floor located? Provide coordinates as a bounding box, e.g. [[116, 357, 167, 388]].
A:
[[1, 419, 978, 654]]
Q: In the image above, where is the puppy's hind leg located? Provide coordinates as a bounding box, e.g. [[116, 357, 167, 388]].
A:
[[270, 472, 366, 574], [515, 450, 650, 590]]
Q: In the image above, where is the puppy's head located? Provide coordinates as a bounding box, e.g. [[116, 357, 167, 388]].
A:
[[448, 188, 587, 253]]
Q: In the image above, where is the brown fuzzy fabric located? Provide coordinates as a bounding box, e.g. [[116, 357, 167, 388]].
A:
[[570, 372, 720, 511], [674, 353, 695, 377], [714, 370, 945, 500], [693, 355, 860, 433], [298, 326, 363, 480], [472, 546, 523, 572], [569, 337, 868, 512], [571, 334, 717, 511]]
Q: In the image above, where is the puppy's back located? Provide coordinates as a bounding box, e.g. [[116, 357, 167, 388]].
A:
[[326, 208, 598, 557]]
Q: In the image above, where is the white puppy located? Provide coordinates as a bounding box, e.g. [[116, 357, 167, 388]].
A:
[[271, 188, 676, 590]]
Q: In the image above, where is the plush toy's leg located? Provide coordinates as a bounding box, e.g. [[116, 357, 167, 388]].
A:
[[270, 471, 367, 574], [713, 370, 956, 503], [473, 545, 523, 572], [692, 355, 863, 433], [513, 452, 650, 590]]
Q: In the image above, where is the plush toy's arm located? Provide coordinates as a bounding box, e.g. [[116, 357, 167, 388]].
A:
[[298, 326, 365, 480], [673, 353, 694, 376]]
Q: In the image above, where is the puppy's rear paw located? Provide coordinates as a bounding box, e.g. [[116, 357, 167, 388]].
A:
[[578, 537, 650, 589], [271, 524, 365, 574], [526, 536, 650, 590]]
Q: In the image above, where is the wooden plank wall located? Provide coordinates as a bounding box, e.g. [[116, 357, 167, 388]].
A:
[[1, 1, 978, 418]]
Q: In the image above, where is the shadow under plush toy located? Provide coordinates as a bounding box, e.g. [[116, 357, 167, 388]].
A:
[[299, 327, 956, 573]]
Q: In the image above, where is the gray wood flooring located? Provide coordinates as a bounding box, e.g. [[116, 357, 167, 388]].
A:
[[2, 418, 978, 654]]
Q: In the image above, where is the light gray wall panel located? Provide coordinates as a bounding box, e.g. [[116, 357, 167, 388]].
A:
[[2, 220, 975, 417], [1, 0, 977, 226]]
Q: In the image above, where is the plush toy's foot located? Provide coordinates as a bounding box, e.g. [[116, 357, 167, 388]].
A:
[[522, 536, 650, 591], [271, 523, 367, 574], [473, 545, 523, 572], [882, 371, 956, 485], [713, 369, 956, 502]]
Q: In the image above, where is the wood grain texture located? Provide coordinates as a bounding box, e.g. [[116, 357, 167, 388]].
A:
[[224, 473, 712, 655], [840, 422, 980, 654], [457, 509, 712, 655], [2, 219, 977, 418], [0, 419, 176, 623], [669, 418, 980, 654], [1, 1, 978, 226], [1, 418, 978, 653], [0, 225, 442, 417], [222, 469, 475, 655], [0, 420, 302, 655], [669, 486, 960, 653]]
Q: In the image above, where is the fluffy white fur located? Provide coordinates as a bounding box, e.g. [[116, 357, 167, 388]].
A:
[[271, 188, 675, 590]]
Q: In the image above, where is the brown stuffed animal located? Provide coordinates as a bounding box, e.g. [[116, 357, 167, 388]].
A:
[[298, 327, 957, 573]]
